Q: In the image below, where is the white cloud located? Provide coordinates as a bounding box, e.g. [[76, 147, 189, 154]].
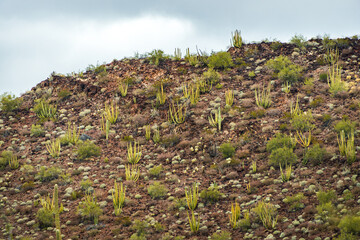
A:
[[1, 15, 221, 95]]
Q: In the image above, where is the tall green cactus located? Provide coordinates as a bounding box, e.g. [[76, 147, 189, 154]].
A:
[[54, 184, 62, 240], [56, 229, 61, 240], [208, 107, 223, 131]]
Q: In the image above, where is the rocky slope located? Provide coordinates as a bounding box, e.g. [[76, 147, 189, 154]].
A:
[[0, 37, 360, 240]]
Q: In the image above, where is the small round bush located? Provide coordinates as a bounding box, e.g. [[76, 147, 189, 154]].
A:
[[76, 140, 101, 160], [207, 51, 234, 69], [148, 49, 168, 66], [37, 166, 62, 182], [202, 68, 221, 84], [31, 124, 45, 137], [266, 133, 295, 153], [77, 194, 103, 224], [338, 215, 360, 234], [0, 93, 23, 113], [317, 189, 336, 205], [200, 185, 222, 203], [36, 208, 54, 228], [0, 150, 13, 169], [147, 181, 168, 199], [303, 144, 327, 165], [210, 230, 232, 240], [270, 41, 282, 51], [266, 56, 292, 73], [269, 147, 297, 168], [291, 111, 315, 132], [278, 65, 303, 83], [219, 143, 235, 158], [149, 165, 163, 177], [334, 120, 355, 136]]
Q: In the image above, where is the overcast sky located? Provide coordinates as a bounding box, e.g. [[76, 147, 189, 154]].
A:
[[1, 0, 359, 96]]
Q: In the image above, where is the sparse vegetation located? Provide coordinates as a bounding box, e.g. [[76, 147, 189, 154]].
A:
[[303, 144, 327, 165], [148, 49, 168, 66], [31, 124, 45, 137], [266, 55, 302, 83], [77, 193, 103, 224], [266, 133, 296, 153], [231, 30, 243, 48], [252, 200, 278, 229], [207, 51, 234, 69], [33, 99, 57, 121], [127, 141, 142, 164], [187, 211, 200, 233], [103, 101, 119, 124], [200, 182, 222, 204], [37, 166, 63, 182], [76, 140, 101, 160], [255, 82, 272, 108], [219, 142, 235, 158], [0, 93, 22, 114], [112, 180, 125, 216], [3, 34, 360, 240], [185, 183, 198, 211], [147, 181, 168, 199], [269, 147, 297, 168], [283, 193, 305, 211]]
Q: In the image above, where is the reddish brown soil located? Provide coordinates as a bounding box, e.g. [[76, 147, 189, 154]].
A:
[[0, 37, 360, 240]]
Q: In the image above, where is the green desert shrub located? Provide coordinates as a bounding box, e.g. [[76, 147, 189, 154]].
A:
[[322, 35, 336, 50], [250, 109, 265, 118], [291, 111, 315, 131], [58, 89, 71, 100], [266, 55, 292, 73], [266, 56, 302, 83], [207, 51, 234, 69], [131, 220, 150, 239], [147, 181, 168, 199], [148, 49, 168, 66], [338, 215, 360, 234], [219, 143, 235, 158], [202, 68, 221, 85], [36, 207, 54, 228], [37, 166, 62, 182], [278, 65, 303, 83], [270, 41, 282, 51], [33, 100, 57, 121], [0, 150, 14, 169], [77, 193, 103, 224], [266, 133, 296, 153], [88, 64, 106, 74], [334, 232, 358, 240], [303, 144, 327, 165], [0, 93, 23, 114], [334, 119, 356, 136], [269, 147, 297, 168], [200, 183, 222, 204], [317, 189, 336, 205], [149, 165, 163, 178], [210, 230, 232, 240], [321, 114, 332, 125], [316, 190, 336, 219], [289, 34, 307, 50], [283, 193, 305, 211], [76, 140, 101, 160], [80, 179, 93, 193], [336, 38, 350, 49], [31, 124, 45, 137]]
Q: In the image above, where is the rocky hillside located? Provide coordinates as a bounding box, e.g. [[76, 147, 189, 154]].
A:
[[0, 36, 360, 240]]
